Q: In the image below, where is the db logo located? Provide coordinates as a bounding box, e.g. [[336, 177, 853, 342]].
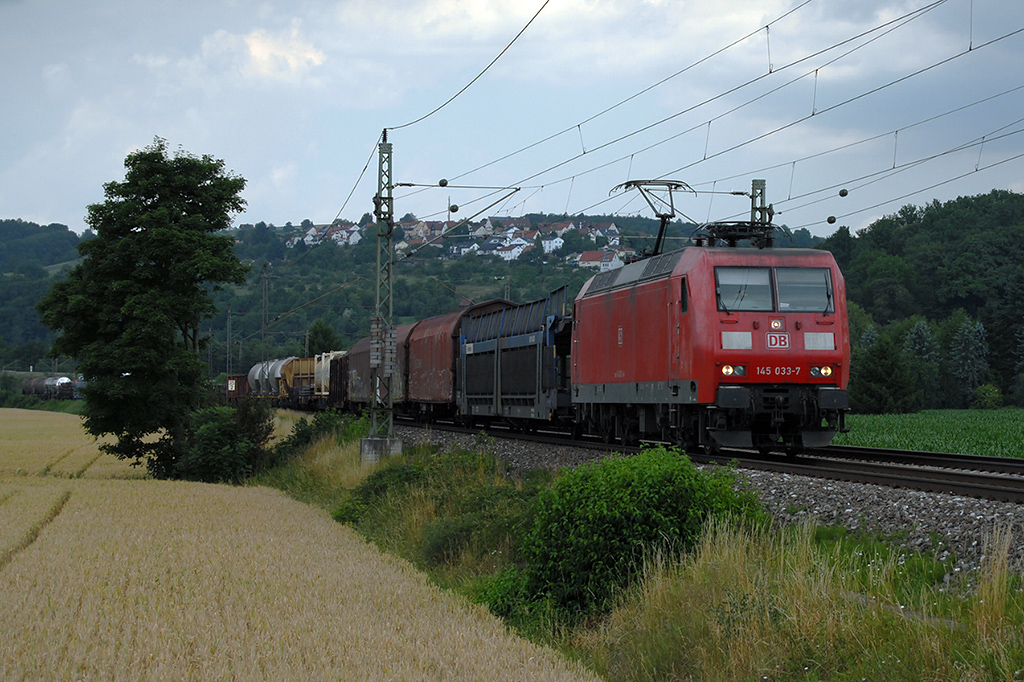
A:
[[766, 332, 790, 349]]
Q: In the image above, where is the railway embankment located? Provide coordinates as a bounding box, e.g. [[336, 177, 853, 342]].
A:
[[397, 425, 1024, 576]]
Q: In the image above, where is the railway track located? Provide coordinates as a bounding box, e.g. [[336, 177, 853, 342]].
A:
[[401, 421, 1024, 503], [697, 447, 1024, 504]]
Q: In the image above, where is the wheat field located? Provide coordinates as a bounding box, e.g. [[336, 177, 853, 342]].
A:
[[0, 408, 598, 681]]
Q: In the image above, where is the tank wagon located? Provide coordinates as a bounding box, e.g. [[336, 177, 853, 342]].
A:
[[21, 376, 74, 400]]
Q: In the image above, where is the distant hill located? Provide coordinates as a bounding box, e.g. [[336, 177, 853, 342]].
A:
[[0, 219, 90, 273]]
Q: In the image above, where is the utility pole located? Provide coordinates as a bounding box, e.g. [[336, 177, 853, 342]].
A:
[[361, 130, 403, 462], [225, 303, 231, 376], [261, 263, 270, 391]]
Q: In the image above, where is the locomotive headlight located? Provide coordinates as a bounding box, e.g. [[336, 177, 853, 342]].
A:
[[722, 365, 746, 377], [771, 319, 784, 330], [722, 365, 734, 376], [811, 366, 833, 377]]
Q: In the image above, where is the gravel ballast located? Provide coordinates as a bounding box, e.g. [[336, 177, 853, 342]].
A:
[[397, 426, 1024, 577]]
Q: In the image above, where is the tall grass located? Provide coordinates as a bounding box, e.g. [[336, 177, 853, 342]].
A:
[[250, 435, 374, 510], [573, 519, 1024, 681]]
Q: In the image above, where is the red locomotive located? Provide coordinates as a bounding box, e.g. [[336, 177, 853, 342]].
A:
[[571, 245, 849, 452], [569, 180, 849, 452]]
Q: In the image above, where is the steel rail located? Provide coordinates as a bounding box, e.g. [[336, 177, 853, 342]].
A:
[[691, 451, 1024, 503], [806, 445, 1024, 476]]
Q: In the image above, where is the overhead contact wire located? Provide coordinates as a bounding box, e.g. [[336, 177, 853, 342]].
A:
[[507, 0, 951, 193], [387, 1, 550, 132]]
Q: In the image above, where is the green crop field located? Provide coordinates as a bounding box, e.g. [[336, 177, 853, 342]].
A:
[[832, 408, 1024, 458]]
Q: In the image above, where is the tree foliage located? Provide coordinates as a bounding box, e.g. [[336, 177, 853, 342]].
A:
[[37, 138, 249, 476], [822, 190, 1024, 397], [902, 320, 942, 410], [0, 219, 84, 272], [307, 318, 342, 356], [849, 333, 918, 414], [948, 320, 990, 409]]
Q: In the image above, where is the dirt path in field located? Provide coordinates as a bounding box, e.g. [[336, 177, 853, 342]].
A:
[[0, 409, 600, 681]]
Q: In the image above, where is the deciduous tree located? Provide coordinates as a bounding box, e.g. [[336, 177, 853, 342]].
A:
[[38, 138, 249, 477]]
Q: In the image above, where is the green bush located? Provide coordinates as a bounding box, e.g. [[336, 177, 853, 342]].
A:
[[331, 462, 426, 525], [971, 384, 1003, 410], [274, 410, 365, 461], [174, 399, 274, 483], [422, 514, 480, 564], [331, 493, 368, 525], [514, 445, 766, 618], [175, 407, 255, 483], [474, 565, 533, 620]]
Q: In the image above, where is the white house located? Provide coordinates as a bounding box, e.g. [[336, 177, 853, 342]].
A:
[[332, 226, 362, 246], [578, 250, 624, 272], [495, 245, 523, 261], [301, 225, 320, 245], [541, 236, 564, 254]]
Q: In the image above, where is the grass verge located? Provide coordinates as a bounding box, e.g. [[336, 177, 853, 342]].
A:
[[258, 417, 1024, 681]]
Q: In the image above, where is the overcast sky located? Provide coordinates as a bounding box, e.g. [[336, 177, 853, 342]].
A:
[[3, 0, 1022, 237]]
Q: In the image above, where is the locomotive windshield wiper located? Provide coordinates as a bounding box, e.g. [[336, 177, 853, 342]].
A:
[[717, 288, 730, 314]]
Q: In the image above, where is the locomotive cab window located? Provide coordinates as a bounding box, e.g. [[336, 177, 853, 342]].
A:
[[680, 277, 688, 313], [776, 268, 833, 313], [715, 267, 772, 312]]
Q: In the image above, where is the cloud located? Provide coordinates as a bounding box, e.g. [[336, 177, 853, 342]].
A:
[[135, 23, 327, 94], [242, 26, 326, 83]]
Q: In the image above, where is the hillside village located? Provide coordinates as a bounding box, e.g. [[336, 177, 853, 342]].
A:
[[278, 216, 633, 272]]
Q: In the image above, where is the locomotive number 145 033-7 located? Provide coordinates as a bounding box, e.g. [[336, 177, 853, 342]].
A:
[[755, 366, 802, 377]]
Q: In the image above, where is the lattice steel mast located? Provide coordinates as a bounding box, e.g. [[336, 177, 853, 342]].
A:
[[369, 130, 397, 439]]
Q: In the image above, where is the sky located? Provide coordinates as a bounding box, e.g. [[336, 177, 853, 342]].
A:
[[2, 0, 1023, 237]]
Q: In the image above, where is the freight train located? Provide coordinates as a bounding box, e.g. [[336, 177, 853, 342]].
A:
[[232, 214, 850, 454]]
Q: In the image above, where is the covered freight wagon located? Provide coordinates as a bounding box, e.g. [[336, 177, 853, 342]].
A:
[[458, 288, 572, 427], [406, 300, 513, 417], [346, 324, 416, 407]]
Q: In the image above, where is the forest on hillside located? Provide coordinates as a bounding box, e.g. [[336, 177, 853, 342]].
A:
[[2, 190, 1023, 414], [822, 190, 1024, 411]]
